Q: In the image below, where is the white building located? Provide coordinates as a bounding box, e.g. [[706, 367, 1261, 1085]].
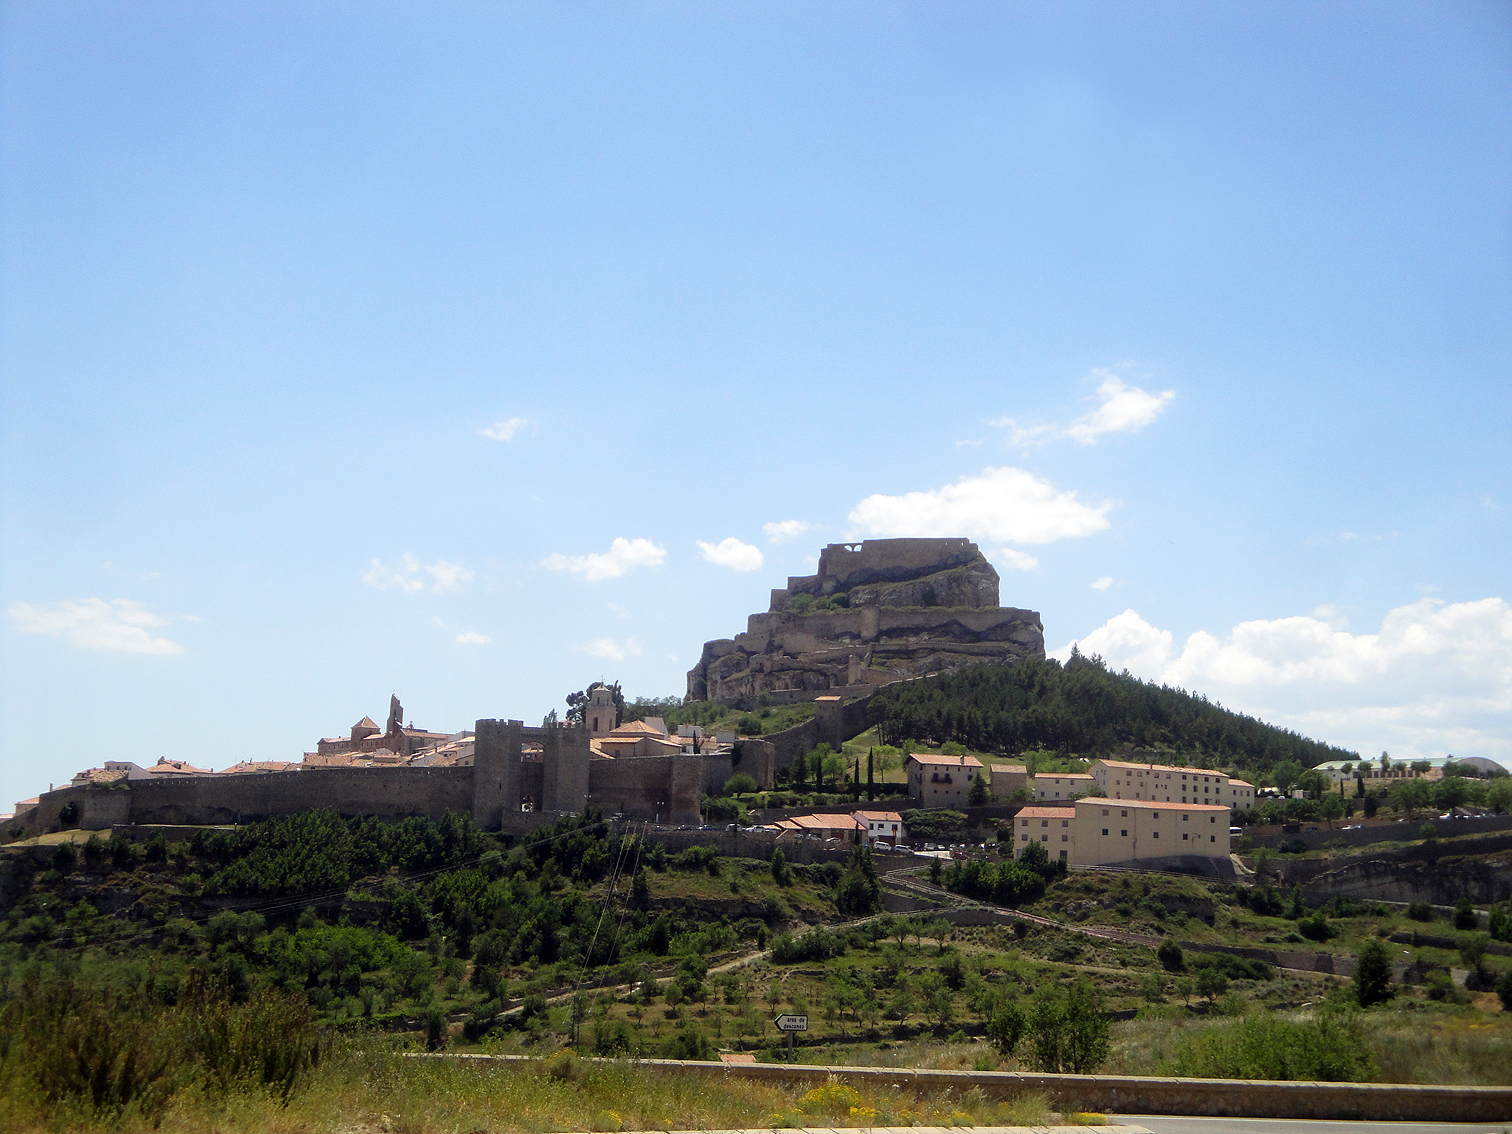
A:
[[853, 809, 904, 847], [1089, 758, 1254, 811], [1013, 797, 1232, 873], [1031, 772, 1095, 801]]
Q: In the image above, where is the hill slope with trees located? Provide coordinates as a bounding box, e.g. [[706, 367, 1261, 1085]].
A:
[[870, 652, 1356, 778]]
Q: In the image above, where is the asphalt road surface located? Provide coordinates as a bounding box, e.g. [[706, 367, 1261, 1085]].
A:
[[1125, 1116, 1511, 1134]]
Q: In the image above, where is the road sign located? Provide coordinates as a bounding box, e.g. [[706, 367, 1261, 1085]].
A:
[[774, 1014, 808, 1032]]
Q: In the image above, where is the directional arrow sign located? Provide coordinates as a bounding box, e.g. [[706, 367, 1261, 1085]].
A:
[[774, 1014, 808, 1032]]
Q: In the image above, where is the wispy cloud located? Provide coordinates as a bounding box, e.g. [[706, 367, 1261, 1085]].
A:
[[994, 369, 1175, 447], [9, 598, 184, 654], [542, 537, 667, 581], [456, 631, 492, 645], [763, 520, 813, 544], [850, 467, 1113, 547], [362, 554, 474, 594], [585, 637, 642, 661], [991, 548, 1040, 572], [480, 417, 527, 441], [1091, 576, 1114, 591], [697, 537, 764, 572]]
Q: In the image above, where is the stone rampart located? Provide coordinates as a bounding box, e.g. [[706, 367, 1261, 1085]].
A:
[[125, 766, 474, 825]]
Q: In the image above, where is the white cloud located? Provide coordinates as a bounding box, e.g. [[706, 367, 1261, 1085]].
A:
[[362, 554, 474, 594], [480, 417, 527, 441], [697, 537, 764, 572], [9, 598, 184, 654], [1052, 598, 1512, 764], [585, 637, 642, 661], [850, 467, 1113, 546], [542, 537, 667, 581], [456, 631, 492, 645], [991, 548, 1040, 572], [763, 520, 813, 544], [994, 369, 1175, 447], [1091, 576, 1114, 591]]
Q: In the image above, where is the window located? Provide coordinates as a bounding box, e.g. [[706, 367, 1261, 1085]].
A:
[[1041, 819, 1049, 827], [1210, 816, 1216, 823], [1041, 834, 1048, 842], [1152, 830, 1159, 838], [1120, 810, 1128, 817], [1061, 834, 1068, 842], [1102, 828, 1109, 836], [1061, 819, 1069, 827], [1183, 815, 1189, 822], [1120, 829, 1128, 837], [1021, 819, 1028, 827], [1182, 833, 1189, 841], [1020, 834, 1028, 842], [1101, 809, 1109, 816], [1210, 835, 1216, 842]]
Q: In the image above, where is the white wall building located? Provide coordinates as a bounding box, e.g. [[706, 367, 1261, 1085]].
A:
[[1090, 758, 1254, 811], [1010, 796, 1232, 873]]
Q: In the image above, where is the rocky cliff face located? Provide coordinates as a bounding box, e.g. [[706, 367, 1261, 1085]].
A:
[[686, 538, 1044, 708]]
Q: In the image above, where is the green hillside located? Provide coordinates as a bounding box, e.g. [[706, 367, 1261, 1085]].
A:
[[871, 652, 1356, 777]]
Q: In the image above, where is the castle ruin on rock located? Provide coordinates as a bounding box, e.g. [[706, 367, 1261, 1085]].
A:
[[686, 537, 1045, 708]]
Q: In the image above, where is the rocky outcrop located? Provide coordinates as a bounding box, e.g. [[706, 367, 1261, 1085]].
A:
[[686, 538, 1044, 708]]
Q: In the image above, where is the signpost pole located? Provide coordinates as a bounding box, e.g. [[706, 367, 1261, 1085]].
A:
[[787, 1029, 793, 1063]]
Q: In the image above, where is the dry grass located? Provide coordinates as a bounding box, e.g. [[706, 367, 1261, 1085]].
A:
[[0, 1043, 1052, 1134]]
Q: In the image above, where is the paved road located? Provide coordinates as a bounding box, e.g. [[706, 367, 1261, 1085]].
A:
[[1125, 1115, 1511, 1134]]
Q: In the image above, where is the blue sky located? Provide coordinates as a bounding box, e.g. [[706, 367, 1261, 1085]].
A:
[[3, 1, 1510, 808]]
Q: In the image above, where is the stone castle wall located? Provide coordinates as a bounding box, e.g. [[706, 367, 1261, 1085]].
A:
[[4, 722, 712, 840]]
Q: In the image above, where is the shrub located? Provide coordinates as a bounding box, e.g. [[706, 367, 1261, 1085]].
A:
[[724, 772, 758, 795], [1166, 1008, 1374, 1081], [987, 998, 1026, 1057], [1454, 898, 1478, 931], [659, 1027, 711, 1060], [1024, 980, 1109, 1074], [1407, 900, 1435, 922], [1354, 938, 1394, 1007], [1157, 939, 1185, 972], [1298, 911, 1333, 942]]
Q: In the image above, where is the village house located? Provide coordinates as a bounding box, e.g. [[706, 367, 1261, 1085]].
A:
[[853, 809, 904, 847], [906, 752, 984, 807], [1031, 771, 1095, 801], [988, 763, 1029, 798]]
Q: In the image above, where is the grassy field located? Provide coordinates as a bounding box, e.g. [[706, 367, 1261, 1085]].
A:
[[0, 1041, 1052, 1134]]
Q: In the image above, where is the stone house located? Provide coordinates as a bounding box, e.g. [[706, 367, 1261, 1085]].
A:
[[906, 753, 984, 807]]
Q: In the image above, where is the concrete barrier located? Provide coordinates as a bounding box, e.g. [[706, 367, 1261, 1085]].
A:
[[410, 1055, 1512, 1123]]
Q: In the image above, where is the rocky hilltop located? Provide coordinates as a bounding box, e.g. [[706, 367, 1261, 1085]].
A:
[[686, 537, 1044, 708]]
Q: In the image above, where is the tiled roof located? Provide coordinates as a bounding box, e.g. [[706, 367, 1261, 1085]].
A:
[[1015, 805, 1072, 819], [1034, 772, 1094, 781], [609, 720, 665, 737], [908, 753, 984, 768], [853, 810, 903, 822], [1097, 758, 1228, 779]]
